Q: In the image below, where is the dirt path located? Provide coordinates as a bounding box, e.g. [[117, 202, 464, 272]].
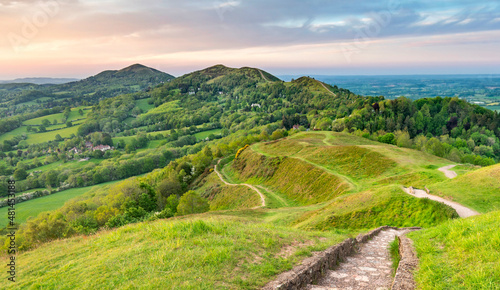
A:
[[258, 69, 270, 82], [438, 164, 458, 179], [316, 80, 336, 96], [214, 160, 266, 208], [307, 228, 409, 290], [403, 187, 479, 218]]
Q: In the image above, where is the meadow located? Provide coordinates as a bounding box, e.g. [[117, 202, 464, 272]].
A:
[[0, 215, 354, 289], [0, 184, 110, 228]]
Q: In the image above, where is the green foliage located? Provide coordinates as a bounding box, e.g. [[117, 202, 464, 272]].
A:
[[378, 133, 396, 144], [13, 168, 28, 180], [177, 190, 209, 216], [389, 237, 400, 276]]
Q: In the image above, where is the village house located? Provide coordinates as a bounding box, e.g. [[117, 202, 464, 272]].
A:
[[93, 145, 112, 152], [69, 147, 80, 154]]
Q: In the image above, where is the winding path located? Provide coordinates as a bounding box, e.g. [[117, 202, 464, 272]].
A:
[[403, 165, 479, 218], [308, 228, 410, 290], [214, 160, 266, 208], [403, 187, 479, 218], [438, 164, 458, 179]]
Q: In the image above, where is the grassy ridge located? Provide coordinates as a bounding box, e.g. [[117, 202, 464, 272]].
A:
[[409, 211, 500, 289], [233, 149, 349, 205], [0, 215, 353, 289], [294, 185, 458, 230], [195, 172, 261, 211]]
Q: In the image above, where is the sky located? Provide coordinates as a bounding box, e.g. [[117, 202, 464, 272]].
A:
[[1, 0, 500, 79]]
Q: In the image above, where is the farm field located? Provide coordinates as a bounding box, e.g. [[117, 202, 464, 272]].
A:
[[0, 181, 121, 228]]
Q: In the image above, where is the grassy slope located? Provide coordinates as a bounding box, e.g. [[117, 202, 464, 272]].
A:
[[409, 211, 500, 289], [194, 129, 222, 141], [429, 164, 500, 213], [195, 172, 261, 211], [0, 181, 121, 228], [0, 215, 353, 289], [2, 130, 494, 288], [227, 132, 460, 230], [23, 106, 90, 126]]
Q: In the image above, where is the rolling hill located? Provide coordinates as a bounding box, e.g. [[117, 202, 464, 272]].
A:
[[1, 64, 500, 289], [0, 64, 175, 118]]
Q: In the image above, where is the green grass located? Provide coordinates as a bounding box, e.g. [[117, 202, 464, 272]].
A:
[[0, 126, 27, 142], [293, 185, 458, 231], [23, 125, 81, 144], [135, 98, 155, 112], [194, 129, 222, 141], [27, 158, 103, 174], [0, 182, 118, 228], [141, 100, 182, 117], [196, 172, 261, 211], [0, 215, 354, 289], [389, 237, 400, 277], [409, 211, 500, 289], [429, 164, 500, 213], [23, 106, 90, 126], [234, 148, 350, 205]]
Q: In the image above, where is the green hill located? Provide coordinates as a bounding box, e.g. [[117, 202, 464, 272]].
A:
[[1, 64, 500, 289], [0, 64, 174, 118]]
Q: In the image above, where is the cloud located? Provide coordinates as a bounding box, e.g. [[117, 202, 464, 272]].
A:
[[1, 0, 500, 77]]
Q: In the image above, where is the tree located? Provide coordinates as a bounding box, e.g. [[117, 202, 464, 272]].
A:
[[66, 121, 73, 128], [55, 134, 63, 141], [176, 191, 209, 216], [42, 119, 51, 127], [46, 170, 58, 187], [125, 144, 134, 154], [78, 109, 84, 116], [13, 168, 28, 180]]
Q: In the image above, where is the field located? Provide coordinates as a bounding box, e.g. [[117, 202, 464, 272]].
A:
[[0, 126, 27, 142], [26, 158, 103, 174], [0, 215, 354, 289], [194, 129, 222, 140], [135, 98, 155, 112], [23, 106, 90, 126], [24, 125, 81, 144], [140, 100, 182, 117], [0, 185, 103, 228]]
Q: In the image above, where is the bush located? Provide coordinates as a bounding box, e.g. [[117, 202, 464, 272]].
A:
[[176, 191, 209, 216]]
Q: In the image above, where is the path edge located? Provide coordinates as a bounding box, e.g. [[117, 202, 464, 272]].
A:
[[391, 234, 419, 290], [262, 226, 421, 290]]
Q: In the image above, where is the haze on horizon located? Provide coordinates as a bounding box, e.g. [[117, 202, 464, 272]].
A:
[[1, 0, 500, 79]]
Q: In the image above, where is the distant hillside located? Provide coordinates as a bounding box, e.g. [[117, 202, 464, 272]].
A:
[[0, 77, 79, 85], [50, 63, 175, 95], [0, 64, 175, 117]]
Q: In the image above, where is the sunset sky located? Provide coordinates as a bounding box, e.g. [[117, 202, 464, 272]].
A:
[[1, 0, 500, 79]]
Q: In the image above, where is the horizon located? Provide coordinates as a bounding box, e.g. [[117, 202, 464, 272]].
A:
[[2, 63, 500, 81], [1, 1, 500, 79]]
